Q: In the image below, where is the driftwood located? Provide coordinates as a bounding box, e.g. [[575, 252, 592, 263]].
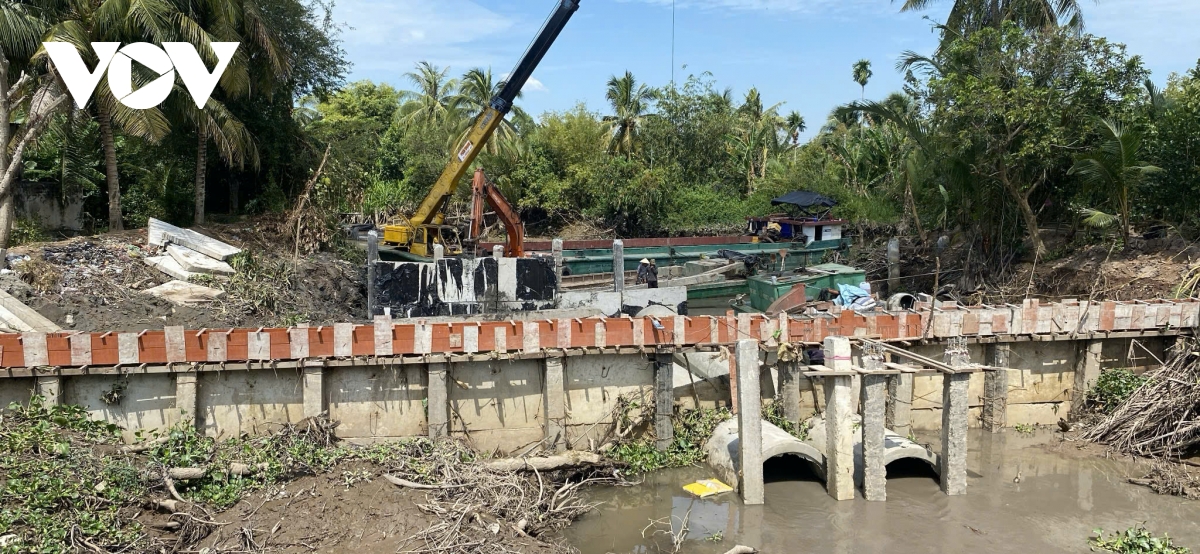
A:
[[480, 451, 603, 472], [382, 474, 467, 490], [168, 463, 268, 481], [723, 547, 757, 554]]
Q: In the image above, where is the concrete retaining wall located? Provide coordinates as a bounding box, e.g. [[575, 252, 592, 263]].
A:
[[0, 334, 1175, 449]]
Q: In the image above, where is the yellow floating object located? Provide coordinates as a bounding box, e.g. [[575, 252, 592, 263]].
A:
[[683, 478, 734, 498]]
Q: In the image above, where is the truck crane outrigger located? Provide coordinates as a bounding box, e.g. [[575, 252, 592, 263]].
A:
[[382, 0, 581, 257]]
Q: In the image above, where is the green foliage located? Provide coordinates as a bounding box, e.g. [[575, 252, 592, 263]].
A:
[[1086, 368, 1149, 414], [9, 218, 51, 246], [1090, 525, 1191, 554], [1014, 423, 1037, 435], [607, 400, 732, 474], [0, 397, 143, 553], [762, 401, 809, 440]]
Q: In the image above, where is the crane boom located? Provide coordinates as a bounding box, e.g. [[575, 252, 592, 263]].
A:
[[383, 0, 581, 257]]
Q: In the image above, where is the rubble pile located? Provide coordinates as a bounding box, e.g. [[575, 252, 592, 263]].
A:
[[3, 215, 367, 332]]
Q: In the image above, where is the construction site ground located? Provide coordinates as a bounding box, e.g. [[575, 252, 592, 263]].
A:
[[6, 216, 366, 332]]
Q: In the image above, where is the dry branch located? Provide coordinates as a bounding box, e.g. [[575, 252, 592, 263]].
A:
[[480, 451, 603, 472]]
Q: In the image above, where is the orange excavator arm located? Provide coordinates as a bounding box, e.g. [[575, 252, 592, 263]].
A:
[[468, 168, 525, 258]]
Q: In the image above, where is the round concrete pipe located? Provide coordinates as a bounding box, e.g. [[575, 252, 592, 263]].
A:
[[805, 414, 940, 487], [704, 418, 826, 494]]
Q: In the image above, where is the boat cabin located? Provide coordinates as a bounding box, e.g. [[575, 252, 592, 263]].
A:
[[746, 190, 846, 246]]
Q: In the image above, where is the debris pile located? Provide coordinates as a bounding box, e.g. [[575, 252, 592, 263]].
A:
[[4, 214, 366, 332], [1083, 338, 1200, 457]]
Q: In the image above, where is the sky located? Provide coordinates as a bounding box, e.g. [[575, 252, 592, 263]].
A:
[[332, 0, 1200, 141]]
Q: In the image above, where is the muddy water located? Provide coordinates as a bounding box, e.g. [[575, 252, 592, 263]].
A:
[[566, 430, 1200, 553]]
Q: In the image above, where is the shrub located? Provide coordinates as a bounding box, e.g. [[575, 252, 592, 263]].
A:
[[1086, 368, 1148, 413]]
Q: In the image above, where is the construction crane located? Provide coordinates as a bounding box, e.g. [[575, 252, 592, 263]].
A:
[[382, 0, 581, 257], [467, 168, 525, 258]]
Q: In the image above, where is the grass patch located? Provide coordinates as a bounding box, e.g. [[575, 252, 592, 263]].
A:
[[762, 401, 809, 441], [1090, 525, 1190, 554]]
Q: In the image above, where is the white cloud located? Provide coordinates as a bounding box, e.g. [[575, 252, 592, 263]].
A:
[[335, 0, 523, 75], [502, 73, 549, 93]]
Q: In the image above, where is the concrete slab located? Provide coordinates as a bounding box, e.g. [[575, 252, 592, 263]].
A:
[[144, 280, 225, 305], [0, 289, 59, 332], [166, 244, 235, 275], [149, 217, 241, 260], [145, 255, 201, 281]]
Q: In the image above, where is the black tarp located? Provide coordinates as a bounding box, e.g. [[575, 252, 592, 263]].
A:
[[770, 191, 838, 209]]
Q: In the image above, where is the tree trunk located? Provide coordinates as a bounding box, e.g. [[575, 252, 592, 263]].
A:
[[229, 177, 239, 215], [97, 100, 122, 231], [1004, 179, 1045, 256], [194, 128, 207, 225]]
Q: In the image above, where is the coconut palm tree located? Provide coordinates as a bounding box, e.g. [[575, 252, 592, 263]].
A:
[[1068, 118, 1160, 248], [453, 67, 527, 156], [895, 0, 1088, 38], [785, 111, 807, 146], [397, 61, 460, 129], [42, 0, 205, 230], [853, 60, 873, 100], [603, 71, 654, 158], [184, 0, 289, 225]]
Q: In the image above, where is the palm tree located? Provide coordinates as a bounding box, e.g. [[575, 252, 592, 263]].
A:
[[42, 0, 199, 230], [895, 0, 1088, 38], [731, 88, 784, 192], [1068, 118, 1160, 248], [853, 60, 873, 100], [397, 61, 460, 129], [185, 0, 289, 225], [603, 71, 654, 158], [454, 67, 527, 156], [785, 111, 807, 146]]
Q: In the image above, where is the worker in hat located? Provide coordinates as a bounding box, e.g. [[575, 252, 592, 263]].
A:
[[636, 258, 659, 289]]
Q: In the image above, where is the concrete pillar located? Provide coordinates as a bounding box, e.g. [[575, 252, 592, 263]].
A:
[[552, 238, 564, 286], [175, 373, 198, 420], [302, 362, 325, 419], [428, 363, 449, 438], [887, 237, 901, 295], [886, 371, 913, 436], [544, 357, 566, 451], [778, 359, 802, 427], [366, 230, 379, 318], [983, 344, 1010, 432], [35, 375, 61, 405], [823, 336, 855, 501], [613, 240, 625, 292], [492, 245, 504, 260], [654, 353, 675, 451], [940, 345, 970, 496], [432, 243, 444, 263], [735, 339, 764, 505], [1073, 340, 1103, 412], [861, 352, 888, 501]]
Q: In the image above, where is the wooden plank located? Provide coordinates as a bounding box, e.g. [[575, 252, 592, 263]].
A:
[[21, 333, 48, 367], [148, 217, 241, 260], [0, 289, 60, 333]]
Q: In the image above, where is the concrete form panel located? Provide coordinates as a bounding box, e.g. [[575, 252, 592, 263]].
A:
[[197, 369, 305, 439], [563, 355, 653, 448], [64, 373, 178, 442], [327, 364, 426, 439], [448, 360, 544, 454]]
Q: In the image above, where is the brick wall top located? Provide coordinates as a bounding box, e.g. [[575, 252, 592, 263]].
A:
[[2, 298, 1196, 369]]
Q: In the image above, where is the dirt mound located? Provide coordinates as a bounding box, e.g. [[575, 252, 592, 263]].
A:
[[7, 216, 366, 332]]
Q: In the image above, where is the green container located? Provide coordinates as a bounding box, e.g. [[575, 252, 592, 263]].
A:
[[744, 263, 866, 313]]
